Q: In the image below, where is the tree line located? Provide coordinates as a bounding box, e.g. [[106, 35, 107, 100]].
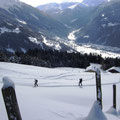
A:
[[0, 49, 120, 70]]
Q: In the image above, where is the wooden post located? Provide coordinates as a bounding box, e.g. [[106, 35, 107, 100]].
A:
[[95, 69, 102, 109], [113, 84, 116, 109], [2, 77, 22, 120]]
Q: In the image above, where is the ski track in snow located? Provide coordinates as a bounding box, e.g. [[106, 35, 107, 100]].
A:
[[1, 62, 120, 120], [0, 67, 119, 87], [0, 68, 120, 87]]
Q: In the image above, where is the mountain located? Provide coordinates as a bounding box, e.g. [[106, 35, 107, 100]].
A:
[[37, 0, 120, 52], [37, 0, 108, 11], [76, 0, 120, 48], [37, 2, 80, 11], [37, 2, 95, 29], [1, 0, 120, 57], [0, 0, 70, 52], [37, 0, 108, 29]]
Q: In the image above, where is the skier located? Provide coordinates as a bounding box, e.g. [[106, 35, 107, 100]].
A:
[[79, 78, 82, 86], [34, 79, 38, 87]]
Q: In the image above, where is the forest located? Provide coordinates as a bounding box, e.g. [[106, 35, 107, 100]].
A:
[[0, 49, 120, 70]]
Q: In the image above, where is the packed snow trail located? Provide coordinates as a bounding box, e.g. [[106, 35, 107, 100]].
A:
[[0, 77, 120, 88]]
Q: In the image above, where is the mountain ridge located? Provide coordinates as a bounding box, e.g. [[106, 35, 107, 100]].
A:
[[37, 0, 120, 50], [0, 0, 120, 58], [0, 0, 71, 52]]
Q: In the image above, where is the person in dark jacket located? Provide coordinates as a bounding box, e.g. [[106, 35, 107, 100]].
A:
[[79, 78, 82, 86], [34, 79, 38, 87]]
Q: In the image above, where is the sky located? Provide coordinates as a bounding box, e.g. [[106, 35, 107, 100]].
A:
[[20, 0, 83, 7]]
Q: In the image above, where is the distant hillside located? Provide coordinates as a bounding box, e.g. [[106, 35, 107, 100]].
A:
[[0, 0, 69, 52], [76, 0, 120, 47]]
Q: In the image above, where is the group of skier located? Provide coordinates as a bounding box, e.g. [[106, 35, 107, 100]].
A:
[[34, 78, 83, 87]]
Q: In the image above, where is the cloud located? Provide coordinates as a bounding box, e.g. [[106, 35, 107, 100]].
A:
[[62, 0, 83, 2], [20, 0, 62, 6], [20, 0, 83, 7]]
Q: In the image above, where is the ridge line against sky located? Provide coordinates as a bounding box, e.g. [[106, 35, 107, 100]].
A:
[[20, 0, 83, 7]]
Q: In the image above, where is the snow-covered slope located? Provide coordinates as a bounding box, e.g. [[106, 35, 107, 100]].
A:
[[0, 62, 120, 120]]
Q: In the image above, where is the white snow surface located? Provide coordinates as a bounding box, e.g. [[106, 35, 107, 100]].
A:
[[16, 19, 27, 24], [81, 3, 89, 6], [6, 48, 15, 53], [42, 35, 54, 47], [85, 63, 101, 72], [83, 35, 90, 38], [0, 62, 120, 120], [102, 14, 105, 17], [68, 3, 79, 9], [28, 37, 40, 44], [107, 67, 120, 73], [2, 76, 15, 89], [21, 48, 26, 53], [0, 27, 20, 34], [42, 35, 62, 51], [85, 101, 107, 120], [68, 29, 80, 41], [108, 22, 120, 27], [106, 106, 118, 116]]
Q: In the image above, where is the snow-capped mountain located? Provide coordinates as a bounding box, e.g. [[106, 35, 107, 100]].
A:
[[37, 0, 120, 54], [0, 0, 71, 52], [37, 0, 108, 11], [37, 2, 95, 29], [0, 0, 120, 57], [37, 2, 80, 11], [37, 0, 109, 29]]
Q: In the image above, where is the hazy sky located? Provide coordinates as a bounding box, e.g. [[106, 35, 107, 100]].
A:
[[20, 0, 83, 7]]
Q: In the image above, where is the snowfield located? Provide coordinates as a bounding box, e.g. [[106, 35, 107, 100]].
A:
[[0, 62, 120, 120]]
